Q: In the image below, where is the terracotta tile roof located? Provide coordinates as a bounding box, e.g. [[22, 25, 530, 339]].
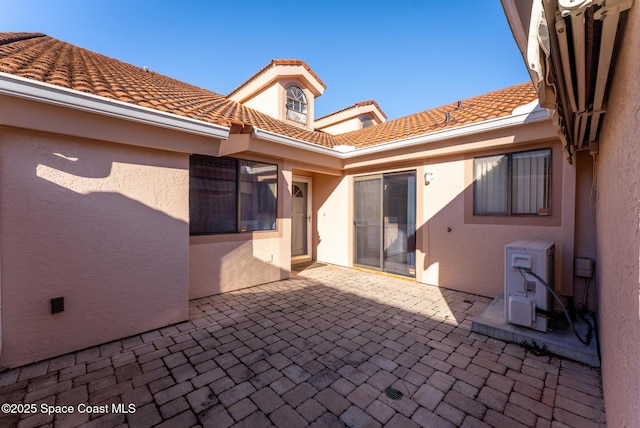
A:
[[316, 100, 387, 121], [0, 33, 335, 147], [227, 59, 327, 98], [334, 83, 538, 148], [0, 33, 537, 151]]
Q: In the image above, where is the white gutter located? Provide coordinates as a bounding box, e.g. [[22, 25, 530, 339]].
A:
[[0, 73, 230, 140], [252, 127, 343, 156], [342, 105, 552, 158], [255, 104, 551, 159], [0, 70, 551, 160]]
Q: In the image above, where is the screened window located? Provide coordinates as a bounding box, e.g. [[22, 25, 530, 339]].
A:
[[286, 86, 307, 124], [190, 155, 278, 235], [473, 149, 551, 216], [362, 115, 373, 128]]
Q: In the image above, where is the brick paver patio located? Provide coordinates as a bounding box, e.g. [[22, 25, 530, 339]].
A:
[[0, 264, 605, 427]]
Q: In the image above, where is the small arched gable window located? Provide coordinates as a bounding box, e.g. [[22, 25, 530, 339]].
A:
[[362, 115, 374, 128], [286, 86, 307, 124]]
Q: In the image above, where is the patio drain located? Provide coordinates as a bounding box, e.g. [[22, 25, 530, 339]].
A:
[[384, 387, 403, 400]]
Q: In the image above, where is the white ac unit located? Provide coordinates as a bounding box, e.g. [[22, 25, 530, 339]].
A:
[[505, 239, 555, 332]]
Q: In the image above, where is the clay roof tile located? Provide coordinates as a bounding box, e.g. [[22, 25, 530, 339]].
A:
[[0, 32, 537, 151]]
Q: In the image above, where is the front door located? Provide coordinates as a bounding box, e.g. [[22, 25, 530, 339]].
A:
[[291, 178, 311, 258]]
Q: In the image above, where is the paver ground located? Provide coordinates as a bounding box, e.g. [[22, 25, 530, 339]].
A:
[[0, 264, 605, 427]]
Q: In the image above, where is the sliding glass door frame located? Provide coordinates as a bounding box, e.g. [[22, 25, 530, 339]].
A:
[[353, 171, 416, 277], [354, 174, 384, 270]]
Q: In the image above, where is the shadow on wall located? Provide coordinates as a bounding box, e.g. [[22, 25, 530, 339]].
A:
[[189, 165, 290, 299], [417, 146, 569, 299], [419, 144, 594, 308], [0, 135, 190, 367], [419, 173, 561, 299], [189, 240, 286, 298]]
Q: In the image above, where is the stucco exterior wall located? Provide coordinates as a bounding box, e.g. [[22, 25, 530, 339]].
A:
[[310, 138, 567, 298], [188, 159, 291, 298], [0, 128, 190, 368], [243, 83, 280, 120], [319, 117, 362, 135], [241, 79, 316, 129], [573, 150, 597, 311], [421, 143, 565, 297], [595, 5, 640, 427]]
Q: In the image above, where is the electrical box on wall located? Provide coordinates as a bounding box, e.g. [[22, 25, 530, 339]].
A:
[[574, 257, 594, 278], [504, 240, 555, 332], [51, 297, 64, 314]]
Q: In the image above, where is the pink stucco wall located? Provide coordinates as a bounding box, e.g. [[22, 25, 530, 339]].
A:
[[0, 128, 190, 368], [595, 5, 640, 426], [311, 137, 569, 299], [573, 151, 597, 311], [188, 159, 291, 298], [189, 227, 290, 298], [424, 142, 567, 297]]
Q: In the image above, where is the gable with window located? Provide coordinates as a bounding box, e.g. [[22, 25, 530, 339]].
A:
[[286, 86, 307, 124], [190, 155, 278, 235], [473, 149, 551, 216]]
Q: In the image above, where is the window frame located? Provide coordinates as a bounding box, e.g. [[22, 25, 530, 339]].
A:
[[189, 155, 278, 236], [285, 85, 308, 124], [473, 148, 551, 217]]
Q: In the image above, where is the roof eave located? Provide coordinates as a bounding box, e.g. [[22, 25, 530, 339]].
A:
[[0, 72, 230, 140], [315, 103, 387, 129], [501, 0, 542, 87], [228, 63, 325, 103], [341, 105, 552, 158], [254, 105, 552, 159]]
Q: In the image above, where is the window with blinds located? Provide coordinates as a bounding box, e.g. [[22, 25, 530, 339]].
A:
[[473, 149, 550, 216], [190, 155, 278, 235]]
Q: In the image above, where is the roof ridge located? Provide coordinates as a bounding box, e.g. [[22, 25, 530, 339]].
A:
[[316, 100, 387, 121], [333, 81, 536, 147], [0, 32, 537, 151], [0, 32, 46, 47], [227, 59, 326, 98]]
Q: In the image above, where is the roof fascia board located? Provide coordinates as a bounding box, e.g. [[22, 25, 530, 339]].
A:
[[230, 65, 325, 103], [340, 107, 552, 158], [315, 104, 386, 129], [252, 127, 341, 156], [501, 0, 540, 86], [253, 107, 551, 160], [0, 73, 230, 140], [1, 71, 550, 163]]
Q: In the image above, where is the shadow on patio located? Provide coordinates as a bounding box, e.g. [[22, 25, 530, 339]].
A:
[[0, 265, 605, 427]]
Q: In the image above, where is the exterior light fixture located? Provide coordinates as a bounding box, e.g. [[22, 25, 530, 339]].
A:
[[424, 172, 434, 185]]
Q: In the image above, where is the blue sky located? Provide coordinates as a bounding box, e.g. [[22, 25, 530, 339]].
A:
[[2, 1, 529, 120]]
